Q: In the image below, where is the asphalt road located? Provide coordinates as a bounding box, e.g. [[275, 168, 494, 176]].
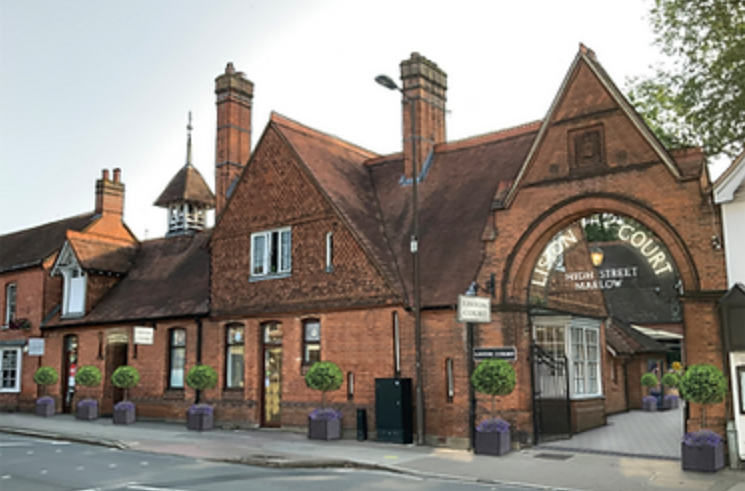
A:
[[0, 434, 549, 491]]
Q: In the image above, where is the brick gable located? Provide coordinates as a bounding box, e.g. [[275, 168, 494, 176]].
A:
[[211, 124, 397, 317]]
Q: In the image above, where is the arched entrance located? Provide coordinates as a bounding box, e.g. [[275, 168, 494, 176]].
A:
[[525, 212, 685, 456]]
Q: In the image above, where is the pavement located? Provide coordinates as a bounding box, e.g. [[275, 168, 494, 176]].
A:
[[2, 412, 745, 491]]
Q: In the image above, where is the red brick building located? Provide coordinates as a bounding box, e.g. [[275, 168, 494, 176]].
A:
[[0, 47, 729, 449]]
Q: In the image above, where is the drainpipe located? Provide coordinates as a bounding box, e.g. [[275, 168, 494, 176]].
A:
[[196, 317, 203, 404]]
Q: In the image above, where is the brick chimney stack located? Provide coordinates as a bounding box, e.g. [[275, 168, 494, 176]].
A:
[[400, 53, 447, 181], [95, 168, 124, 217], [215, 62, 254, 215]]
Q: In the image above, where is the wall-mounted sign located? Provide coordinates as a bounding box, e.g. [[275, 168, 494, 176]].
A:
[[458, 295, 491, 323], [27, 338, 45, 356], [133, 326, 154, 345], [474, 346, 517, 361]]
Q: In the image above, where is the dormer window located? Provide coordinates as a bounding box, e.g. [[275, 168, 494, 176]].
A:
[[53, 244, 87, 318], [250, 227, 291, 280]]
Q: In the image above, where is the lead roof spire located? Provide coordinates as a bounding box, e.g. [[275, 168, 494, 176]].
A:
[[186, 111, 193, 167]]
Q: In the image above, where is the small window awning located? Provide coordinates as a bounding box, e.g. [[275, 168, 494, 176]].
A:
[[0, 339, 26, 347], [631, 324, 683, 341]]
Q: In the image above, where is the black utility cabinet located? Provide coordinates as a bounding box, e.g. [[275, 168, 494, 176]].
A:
[[375, 378, 413, 444]]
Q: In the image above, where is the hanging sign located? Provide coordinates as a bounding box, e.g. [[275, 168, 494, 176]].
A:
[[133, 326, 154, 345], [27, 338, 45, 356], [457, 295, 491, 323]]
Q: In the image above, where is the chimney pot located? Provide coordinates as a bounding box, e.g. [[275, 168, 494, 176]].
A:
[[113, 168, 121, 183], [103, 169, 110, 181]]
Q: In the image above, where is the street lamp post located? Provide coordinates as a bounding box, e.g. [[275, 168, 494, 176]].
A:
[[376, 74, 425, 446]]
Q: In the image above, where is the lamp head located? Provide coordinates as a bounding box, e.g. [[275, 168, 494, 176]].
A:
[[375, 75, 398, 90]]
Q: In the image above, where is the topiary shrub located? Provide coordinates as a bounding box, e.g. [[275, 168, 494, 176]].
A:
[[33, 366, 59, 397], [304, 361, 343, 409], [111, 366, 140, 401], [75, 366, 102, 399], [679, 363, 727, 429], [641, 372, 659, 395], [662, 372, 679, 388], [471, 359, 516, 422], [186, 364, 217, 391]]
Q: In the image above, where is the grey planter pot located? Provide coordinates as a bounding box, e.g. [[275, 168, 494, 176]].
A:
[[682, 442, 725, 472], [113, 405, 136, 425], [35, 399, 55, 417], [474, 430, 511, 456], [76, 401, 98, 420], [308, 417, 341, 440], [664, 397, 680, 410], [187, 411, 213, 431], [642, 398, 657, 411]]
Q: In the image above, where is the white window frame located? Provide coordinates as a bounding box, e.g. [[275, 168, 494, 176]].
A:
[[5, 283, 17, 325], [532, 316, 602, 399], [0, 347, 22, 393], [250, 227, 292, 279], [226, 324, 245, 389], [53, 244, 87, 318]]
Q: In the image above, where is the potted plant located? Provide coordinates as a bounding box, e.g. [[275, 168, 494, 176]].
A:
[[111, 366, 140, 425], [75, 365, 101, 420], [641, 372, 659, 411], [679, 364, 727, 472], [305, 361, 343, 440], [470, 359, 516, 456], [33, 366, 58, 417], [662, 372, 680, 409], [186, 364, 217, 431]]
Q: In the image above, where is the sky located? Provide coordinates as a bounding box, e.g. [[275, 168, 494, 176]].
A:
[[0, 0, 718, 239]]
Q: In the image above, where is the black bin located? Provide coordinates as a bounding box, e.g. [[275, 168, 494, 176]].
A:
[[357, 408, 368, 441]]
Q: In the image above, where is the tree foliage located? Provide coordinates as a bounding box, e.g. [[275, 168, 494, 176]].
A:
[[626, 0, 745, 158], [75, 366, 102, 388], [305, 361, 343, 408], [641, 372, 659, 389], [33, 366, 59, 387], [111, 366, 140, 390], [662, 372, 679, 388], [679, 363, 727, 429], [186, 364, 217, 391], [471, 359, 516, 419]]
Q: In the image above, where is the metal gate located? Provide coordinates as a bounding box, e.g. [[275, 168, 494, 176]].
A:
[[531, 343, 571, 443]]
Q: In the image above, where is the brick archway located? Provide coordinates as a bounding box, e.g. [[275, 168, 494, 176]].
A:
[[501, 193, 700, 306]]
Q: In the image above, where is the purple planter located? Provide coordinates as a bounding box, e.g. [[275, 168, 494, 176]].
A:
[[682, 442, 725, 472], [113, 405, 136, 425], [664, 397, 680, 410], [35, 398, 55, 417], [642, 398, 657, 412], [76, 401, 98, 420], [308, 416, 341, 440], [474, 430, 511, 456], [187, 411, 213, 431]]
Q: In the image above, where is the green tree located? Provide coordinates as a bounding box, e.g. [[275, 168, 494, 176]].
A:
[[471, 359, 516, 419], [75, 366, 102, 400], [626, 0, 745, 158], [679, 364, 727, 429], [111, 366, 140, 401], [662, 372, 679, 388], [641, 372, 659, 396], [186, 365, 217, 391], [33, 366, 59, 396], [304, 361, 343, 408]]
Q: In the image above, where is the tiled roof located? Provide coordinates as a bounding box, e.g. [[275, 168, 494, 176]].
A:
[[370, 124, 539, 307], [67, 231, 137, 274], [46, 232, 211, 326], [154, 163, 215, 208], [0, 213, 96, 273], [606, 317, 667, 355]]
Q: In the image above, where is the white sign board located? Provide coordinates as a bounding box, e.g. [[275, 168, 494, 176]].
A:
[[133, 326, 154, 345], [457, 295, 491, 323], [27, 338, 45, 356]]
